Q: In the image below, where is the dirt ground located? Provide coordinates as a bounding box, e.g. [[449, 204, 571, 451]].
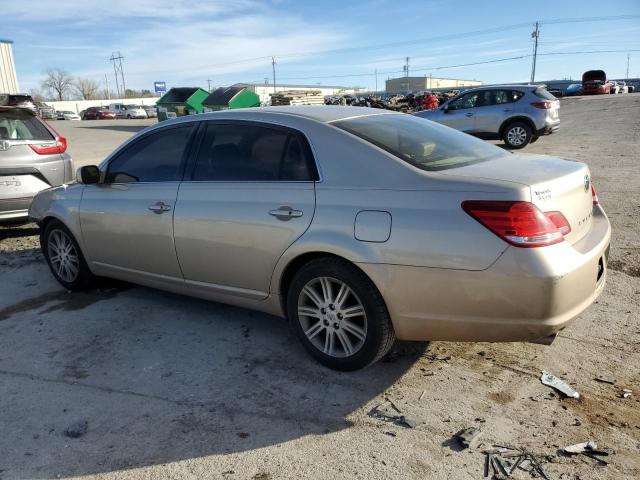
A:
[[0, 94, 638, 480]]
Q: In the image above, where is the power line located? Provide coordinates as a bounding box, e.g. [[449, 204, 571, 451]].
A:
[[541, 14, 640, 25]]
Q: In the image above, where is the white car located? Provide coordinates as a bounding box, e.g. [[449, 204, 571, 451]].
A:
[[109, 103, 148, 119], [56, 110, 81, 120]]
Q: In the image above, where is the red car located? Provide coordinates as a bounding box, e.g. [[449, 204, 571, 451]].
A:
[[82, 107, 116, 120], [581, 70, 611, 95]]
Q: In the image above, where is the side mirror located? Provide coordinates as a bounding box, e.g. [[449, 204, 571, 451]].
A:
[[77, 165, 100, 184]]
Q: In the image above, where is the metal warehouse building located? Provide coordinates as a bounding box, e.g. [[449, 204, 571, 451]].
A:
[[386, 76, 481, 93], [0, 39, 19, 94]]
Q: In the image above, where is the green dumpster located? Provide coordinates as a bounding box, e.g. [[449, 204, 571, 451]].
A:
[[203, 86, 261, 111], [156, 87, 209, 121]]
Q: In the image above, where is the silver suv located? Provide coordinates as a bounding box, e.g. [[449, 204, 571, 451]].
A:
[[0, 107, 73, 223], [414, 85, 560, 149]]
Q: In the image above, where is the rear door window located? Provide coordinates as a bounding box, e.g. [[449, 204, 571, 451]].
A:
[[105, 125, 193, 182], [495, 90, 524, 104], [191, 123, 318, 181], [0, 109, 53, 140]]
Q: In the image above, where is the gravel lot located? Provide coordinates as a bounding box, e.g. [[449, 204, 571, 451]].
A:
[[1, 95, 638, 480]]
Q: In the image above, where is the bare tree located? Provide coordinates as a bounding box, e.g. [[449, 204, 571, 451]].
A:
[[74, 77, 100, 100], [28, 88, 46, 102], [41, 69, 74, 101]]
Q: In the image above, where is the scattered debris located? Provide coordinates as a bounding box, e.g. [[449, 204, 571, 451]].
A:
[[594, 374, 615, 385], [383, 431, 397, 437], [540, 371, 580, 399], [619, 388, 632, 398], [456, 427, 482, 449], [63, 419, 88, 438], [483, 446, 550, 479], [418, 390, 426, 401], [562, 441, 612, 465], [422, 353, 452, 362], [370, 400, 424, 429]]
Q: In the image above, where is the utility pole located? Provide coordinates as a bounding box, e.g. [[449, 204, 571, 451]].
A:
[[110, 51, 126, 98], [626, 53, 630, 79], [404, 56, 410, 93], [104, 74, 111, 100], [207, 79, 212, 92], [272, 57, 277, 94], [530, 22, 540, 83], [375, 68, 378, 93]]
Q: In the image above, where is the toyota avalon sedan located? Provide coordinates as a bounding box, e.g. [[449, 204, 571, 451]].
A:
[[29, 106, 610, 370]]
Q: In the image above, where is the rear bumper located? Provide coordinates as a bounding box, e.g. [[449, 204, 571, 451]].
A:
[[0, 197, 32, 222], [358, 206, 611, 343]]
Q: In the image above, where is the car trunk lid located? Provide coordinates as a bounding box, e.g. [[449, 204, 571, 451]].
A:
[[438, 154, 595, 244]]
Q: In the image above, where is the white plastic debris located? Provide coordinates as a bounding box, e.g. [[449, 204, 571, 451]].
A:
[[620, 388, 632, 399], [563, 441, 597, 454], [540, 371, 580, 399]]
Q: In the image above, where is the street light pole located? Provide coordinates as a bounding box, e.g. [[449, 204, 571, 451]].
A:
[[530, 22, 540, 83]]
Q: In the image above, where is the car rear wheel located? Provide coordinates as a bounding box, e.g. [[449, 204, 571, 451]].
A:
[[287, 257, 395, 371], [42, 220, 96, 291], [503, 122, 532, 149]]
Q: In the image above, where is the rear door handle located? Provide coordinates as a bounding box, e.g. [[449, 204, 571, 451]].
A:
[[465, 112, 474, 117], [148, 201, 172, 214], [269, 205, 303, 221]]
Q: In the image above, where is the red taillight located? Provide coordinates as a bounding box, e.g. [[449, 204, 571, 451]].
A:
[[28, 136, 67, 155], [462, 201, 565, 248], [591, 184, 599, 206], [530, 101, 552, 109], [544, 211, 571, 236]]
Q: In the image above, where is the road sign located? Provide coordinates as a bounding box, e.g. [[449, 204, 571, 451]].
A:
[[154, 81, 167, 94]]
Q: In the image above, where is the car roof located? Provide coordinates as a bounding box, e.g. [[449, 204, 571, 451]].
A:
[[198, 106, 400, 123], [460, 84, 541, 92]]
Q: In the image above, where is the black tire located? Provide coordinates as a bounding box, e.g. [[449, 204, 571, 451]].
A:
[[503, 121, 533, 149], [286, 257, 396, 371], [529, 135, 539, 144], [41, 220, 96, 291]]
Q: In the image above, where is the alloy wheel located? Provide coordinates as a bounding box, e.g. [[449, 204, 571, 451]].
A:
[[297, 276, 367, 358], [507, 126, 527, 146], [48, 229, 80, 283]]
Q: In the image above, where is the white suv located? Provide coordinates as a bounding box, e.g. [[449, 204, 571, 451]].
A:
[[109, 103, 147, 119]]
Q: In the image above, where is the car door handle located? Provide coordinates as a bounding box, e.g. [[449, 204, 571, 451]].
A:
[[269, 205, 303, 221], [465, 112, 474, 117], [503, 109, 512, 112], [148, 201, 172, 214]]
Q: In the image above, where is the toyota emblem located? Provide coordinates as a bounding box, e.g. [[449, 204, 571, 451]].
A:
[[584, 174, 590, 192]]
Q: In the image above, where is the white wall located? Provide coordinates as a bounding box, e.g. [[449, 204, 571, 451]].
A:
[[47, 97, 160, 113], [0, 41, 20, 94]]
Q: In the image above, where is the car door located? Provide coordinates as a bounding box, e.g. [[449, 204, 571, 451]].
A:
[[79, 123, 197, 280], [474, 89, 524, 135], [439, 91, 479, 132], [173, 121, 317, 299]]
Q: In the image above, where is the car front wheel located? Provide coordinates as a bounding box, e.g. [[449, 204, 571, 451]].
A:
[[287, 257, 395, 371], [42, 220, 96, 291], [503, 122, 532, 149]]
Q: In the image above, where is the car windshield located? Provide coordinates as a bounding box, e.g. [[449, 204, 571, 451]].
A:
[[332, 113, 506, 171], [0, 109, 53, 140]]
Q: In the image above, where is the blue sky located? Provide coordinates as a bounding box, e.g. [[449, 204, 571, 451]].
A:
[[4, 0, 640, 95]]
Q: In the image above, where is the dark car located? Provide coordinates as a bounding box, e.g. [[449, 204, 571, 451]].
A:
[[0, 94, 37, 112], [83, 107, 117, 120]]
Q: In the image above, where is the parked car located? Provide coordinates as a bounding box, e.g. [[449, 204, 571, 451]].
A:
[[56, 110, 81, 121], [609, 81, 628, 94], [36, 102, 56, 119], [109, 103, 147, 119], [143, 105, 158, 118], [29, 107, 610, 370], [83, 107, 116, 120], [565, 83, 583, 96], [414, 85, 560, 149], [0, 93, 37, 111], [581, 70, 611, 95], [0, 106, 73, 223]]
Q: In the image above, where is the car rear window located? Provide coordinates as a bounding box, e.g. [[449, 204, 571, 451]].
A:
[[534, 87, 557, 100], [332, 113, 506, 171], [0, 109, 53, 141]]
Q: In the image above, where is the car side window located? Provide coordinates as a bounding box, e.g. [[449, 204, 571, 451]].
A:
[[192, 123, 317, 181], [448, 92, 478, 110], [105, 126, 192, 183], [495, 90, 524, 104], [476, 90, 498, 107]]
